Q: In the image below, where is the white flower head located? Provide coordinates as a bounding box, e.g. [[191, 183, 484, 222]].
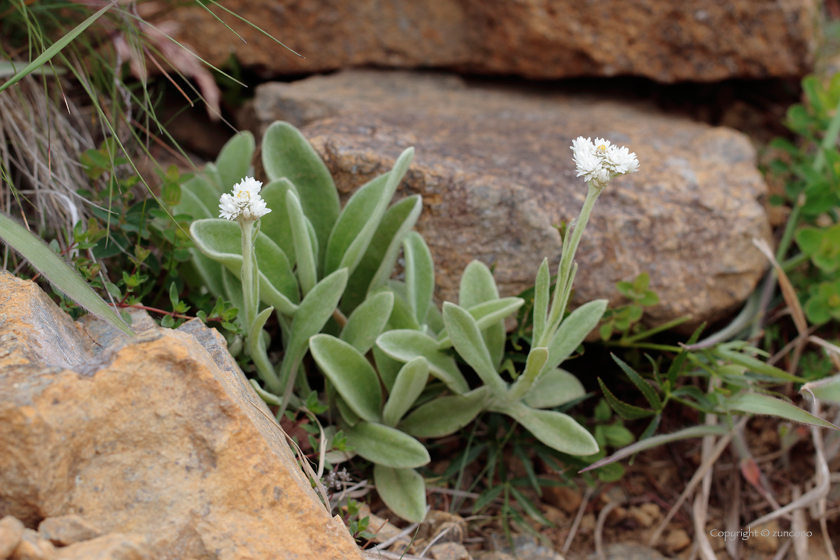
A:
[[570, 136, 639, 189], [219, 176, 271, 221]]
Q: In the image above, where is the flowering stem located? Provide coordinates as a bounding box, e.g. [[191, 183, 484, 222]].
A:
[[541, 183, 602, 346], [239, 219, 258, 329]]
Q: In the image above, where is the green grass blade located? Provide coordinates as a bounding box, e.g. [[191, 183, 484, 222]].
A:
[[0, 4, 111, 94], [0, 212, 134, 336]]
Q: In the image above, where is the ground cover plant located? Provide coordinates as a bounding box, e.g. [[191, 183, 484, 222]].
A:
[[3, 3, 840, 556]]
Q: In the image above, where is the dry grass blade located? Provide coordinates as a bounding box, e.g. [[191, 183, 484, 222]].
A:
[[790, 486, 808, 560], [595, 500, 621, 560], [692, 378, 719, 560], [0, 76, 94, 242], [562, 485, 594, 556]]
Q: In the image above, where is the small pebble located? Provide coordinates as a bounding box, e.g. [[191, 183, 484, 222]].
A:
[[38, 516, 101, 546], [10, 529, 54, 560], [663, 529, 691, 553], [430, 542, 472, 560], [0, 517, 25, 560]]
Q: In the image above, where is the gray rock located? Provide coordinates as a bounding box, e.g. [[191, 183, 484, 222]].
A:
[[489, 534, 564, 560], [244, 70, 771, 326]]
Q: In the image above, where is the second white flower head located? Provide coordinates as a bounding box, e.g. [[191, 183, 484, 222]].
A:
[[571, 136, 639, 189], [219, 176, 271, 221]]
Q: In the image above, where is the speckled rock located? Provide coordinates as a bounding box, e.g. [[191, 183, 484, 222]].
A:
[[0, 271, 362, 560], [430, 543, 472, 560], [38, 516, 101, 547], [154, 0, 817, 82], [243, 70, 772, 325]]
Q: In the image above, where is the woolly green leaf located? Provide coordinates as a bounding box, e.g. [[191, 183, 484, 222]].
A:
[[374, 345, 404, 393], [507, 347, 549, 402], [374, 465, 427, 523], [278, 268, 348, 385], [524, 368, 585, 409], [0, 212, 133, 336], [310, 335, 382, 423], [376, 330, 469, 394], [496, 401, 599, 456], [532, 258, 550, 346], [437, 297, 524, 350], [340, 291, 395, 355], [399, 387, 490, 438], [442, 302, 507, 396], [342, 195, 422, 314], [176, 176, 216, 219], [258, 178, 298, 264], [190, 219, 299, 315], [215, 131, 255, 192], [336, 395, 360, 427], [383, 284, 422, 331], [403, 232, 434, 324], [458, 260, 505, 369], [344, 421, 430, 469], [541, 299, 607, 375], [221, 268, 245, 326], [262, 121, 340, 254], [286, 190, 317, 295], [382, 357, 430, 427], [325, 148, 414, 277], [726, 393, 839, 430]]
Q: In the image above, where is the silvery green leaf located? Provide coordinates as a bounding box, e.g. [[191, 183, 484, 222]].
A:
[[261, 121, 340, 254], [437, 297, 524, 350], [181, 249, 226, 299], [190, 219, 299, 315], [325, 148, 414, 277], [507, 347, 549, 402], [221, 268, 245, 326], [258, 178, 298, 264], [802, 373, 840, 404], [442, 302, 507, 396], [215, 131, 255, 192], [495, 401, 599, 456], [403, 232, 434, 324], [726, 393, 839, 430], [342, 195, 422, 314], [523, 368, 585, 409], [532, 258, 550, 346], [286, 190, 318, 295], [176, 176, 216, 219], [309, 334, 382, 423], [278, 268, 348, 388], [202, 162, 224, 194], [424, 302, 444, 335], [344, 421, 430, 469], [382, 285, 422, 331], [374, 345, 404, 392], [336, 394, 360, 426], [376, 329, 469, 394], [541, 299, 607, 376], [374, 465, 427, 523], [382, 357, 430, 427], [247, 306, 281, 390], [398, 387, 490, 438], [0, 211, 133, 337], [458, 260, 505, 369], [340, 291, 395, 354]]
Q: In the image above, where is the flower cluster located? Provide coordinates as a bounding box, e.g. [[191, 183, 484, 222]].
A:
[[571, 137, 639, 189], [219, 177, 271, 221]]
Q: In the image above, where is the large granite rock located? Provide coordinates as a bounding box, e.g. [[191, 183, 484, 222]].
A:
[[0, 271, 362, 560], [154, 0, 817, 82], [242, 70, 772, 325]]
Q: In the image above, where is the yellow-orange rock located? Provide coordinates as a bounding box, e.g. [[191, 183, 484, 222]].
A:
[[52, 534, 151, 560], [0, 271, 363, 560]]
